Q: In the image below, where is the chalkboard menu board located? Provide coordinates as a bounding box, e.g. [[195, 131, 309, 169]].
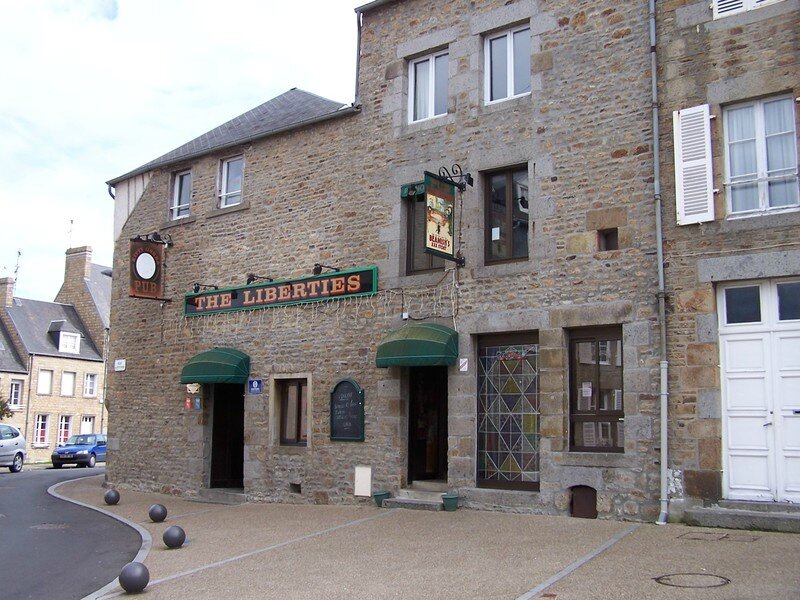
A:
[[330, 379, 365, 442]]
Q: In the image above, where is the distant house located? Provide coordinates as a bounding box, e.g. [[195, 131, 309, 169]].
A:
[[0, 247, 110, 465]]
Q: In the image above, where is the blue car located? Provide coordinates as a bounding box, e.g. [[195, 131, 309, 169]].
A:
[[51, 434, 107, 468]]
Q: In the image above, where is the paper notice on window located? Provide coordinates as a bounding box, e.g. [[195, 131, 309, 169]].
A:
[[581, 382, 592, 397], [492, 227, 501, 241], [614, 389, 623, 410]]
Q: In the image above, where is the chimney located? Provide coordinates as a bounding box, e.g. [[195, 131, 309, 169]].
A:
[[0, 277, 14, 307], [65, 246, 92, 283]]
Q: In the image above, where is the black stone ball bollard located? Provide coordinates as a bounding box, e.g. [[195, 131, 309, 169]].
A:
[[162, 525, 186, 549], [148, 503, 167, 523], [119, 561, 149, 593], [104, 489, 120, 505]]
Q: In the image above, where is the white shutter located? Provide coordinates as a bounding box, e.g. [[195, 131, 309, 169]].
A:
[[714, 0, 746, 18], [673, 104, 715, 225]]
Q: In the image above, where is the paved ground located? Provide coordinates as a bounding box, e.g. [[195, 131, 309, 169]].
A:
[[52, 475, 800, 600]]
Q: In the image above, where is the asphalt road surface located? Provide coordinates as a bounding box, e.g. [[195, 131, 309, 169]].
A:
[[0, 465, 141, 599]]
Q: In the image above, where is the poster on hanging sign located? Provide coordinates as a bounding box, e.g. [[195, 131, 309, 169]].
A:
[[423, 171, 457, 262]]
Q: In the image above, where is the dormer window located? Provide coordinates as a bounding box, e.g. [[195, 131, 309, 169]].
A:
[[59, 332, 81, 354]]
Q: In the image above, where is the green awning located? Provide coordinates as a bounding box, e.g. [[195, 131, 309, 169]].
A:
[[180, 347, 250, 384], [376, 323, 458, 368]]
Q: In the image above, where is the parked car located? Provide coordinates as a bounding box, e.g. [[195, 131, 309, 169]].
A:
[[0, 423, 26, 472], [51, 434, 107, 468]]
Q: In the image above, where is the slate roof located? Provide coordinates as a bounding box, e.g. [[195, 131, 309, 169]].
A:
[[0, 319, 26, 373], [87, 263, 112, 329], [5, 298, 103, 362], [107, 88, 356, 185]]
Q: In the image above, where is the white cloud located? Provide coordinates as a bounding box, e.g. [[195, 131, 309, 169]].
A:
[[0, 0, 360, 300]]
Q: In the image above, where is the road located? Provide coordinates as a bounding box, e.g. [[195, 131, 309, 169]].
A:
[[0, 466, 141, 600]]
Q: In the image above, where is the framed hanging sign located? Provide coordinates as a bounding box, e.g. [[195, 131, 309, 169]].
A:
[[423, 171, 458, 263], [330, 379, 365, 442], [129, 239, 165, 300]]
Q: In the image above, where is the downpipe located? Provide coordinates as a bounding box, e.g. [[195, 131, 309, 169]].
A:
[[648, 0, 671, 525]]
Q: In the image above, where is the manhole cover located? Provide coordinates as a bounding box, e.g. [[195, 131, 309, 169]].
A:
[[30, 523, 71, 531], [654, 573, 731, 588]]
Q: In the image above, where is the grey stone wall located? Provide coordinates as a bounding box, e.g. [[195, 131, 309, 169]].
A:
[[107, 0, 666, 520], [657, 0, 799, 502]]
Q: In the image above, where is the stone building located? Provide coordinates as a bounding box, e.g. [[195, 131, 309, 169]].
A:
[[0, 247, 110, 465], [106, 0, 674, 520], [657, 0, 799, 518]]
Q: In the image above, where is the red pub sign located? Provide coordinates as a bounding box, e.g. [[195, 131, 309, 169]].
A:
[[184, 266, 378, 317]]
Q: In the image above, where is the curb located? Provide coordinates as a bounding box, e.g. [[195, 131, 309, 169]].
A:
[[48, 476, 152, 600]]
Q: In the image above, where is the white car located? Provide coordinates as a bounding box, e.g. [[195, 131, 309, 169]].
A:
[[0, 423, 25, 472]]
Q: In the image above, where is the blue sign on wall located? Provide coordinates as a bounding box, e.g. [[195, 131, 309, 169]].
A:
[[248, 379, 263, 395]]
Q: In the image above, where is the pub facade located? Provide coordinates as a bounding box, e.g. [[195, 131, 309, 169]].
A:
[[106, 0, 669, 520]]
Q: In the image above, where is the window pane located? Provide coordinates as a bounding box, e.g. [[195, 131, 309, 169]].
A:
[[477, 342, 540, 488], [433, 54, 448, 116], [299, 383, 308, 442], [512, 29, 531, 95], [573, 342, 596, 412], [769, 180, 799, 208], [725, 286, 761, 324], [727, 105, 755, 142], [226, 159, 242, 193], [764, 98, 794, 136], [511, 169, 529, 258], [730, 183, 759, 212], [778, 282, 800, 321], [283, 384, 298, 443], [728, 140, 757, 179], [413, 59, 430, 121], [489, 36, 507, 101], [488, 173, 507, 260]]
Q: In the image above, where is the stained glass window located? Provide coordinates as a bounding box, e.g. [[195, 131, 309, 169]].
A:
[[477, 339, 540, 490]]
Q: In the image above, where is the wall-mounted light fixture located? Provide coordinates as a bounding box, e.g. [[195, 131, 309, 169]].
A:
[[132, 231, 173, 247], [312, 263, 340, 276], [192, 283, 218, 293], [246, 273, 274, 284]]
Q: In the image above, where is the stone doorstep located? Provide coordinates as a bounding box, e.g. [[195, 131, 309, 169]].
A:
[[408, 480, 449, 493], [194, 488, 246, 505], [382, 497, 443, 511], [683, 506, 800, 533], [716, 500, 800, 514], [395, 488, 447, 502]]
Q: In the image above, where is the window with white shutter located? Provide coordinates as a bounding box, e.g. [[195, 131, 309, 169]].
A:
[[673, 105, 715, 225], [713, 0, 785, 19]]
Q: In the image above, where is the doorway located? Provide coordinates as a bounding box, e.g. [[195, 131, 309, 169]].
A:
[[210, 383, 244, 489], [408, 366, 448, 483]]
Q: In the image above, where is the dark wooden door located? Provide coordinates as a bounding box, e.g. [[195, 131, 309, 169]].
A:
[[408, 367, 448, 482], [210, 384, 244, 488]]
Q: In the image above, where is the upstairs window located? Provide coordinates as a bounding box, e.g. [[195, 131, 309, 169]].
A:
[[170, 170, 192, 220], [59, 332, 81, 354], [713, 0, 786, 19], [84, 373, 98, 397], [37, 369, 53, 395], [724, 96, 798, 215], [409, 51, 449, 123], [485, 26, 531, 103], [485, 167, 530, 263], [9, 380, 23, 408], [219, 156, 243, 208], [61, 371, 76, 397]]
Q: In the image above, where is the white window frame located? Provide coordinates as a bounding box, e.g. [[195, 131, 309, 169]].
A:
[[484, 25, 531, 104], [34, 414, 49, 446], [61, 371, 76, 397], [37, 369, 53, 395], [723, 95, 799, 217], [408, 50, 449, 123], [219, 156, 243, 208], [9, 379, 23, 409], [59, 332, 81, 354], [83, 373, 98, 398], [170, 170, 192, 220], [713, 0, 785, 19], [58, 415, 72, 445]]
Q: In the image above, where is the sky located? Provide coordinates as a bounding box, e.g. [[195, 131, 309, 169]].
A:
[[0, 0, 362, 301]]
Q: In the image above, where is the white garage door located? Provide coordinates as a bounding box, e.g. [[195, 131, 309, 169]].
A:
[[718, 279, 800, 503]]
